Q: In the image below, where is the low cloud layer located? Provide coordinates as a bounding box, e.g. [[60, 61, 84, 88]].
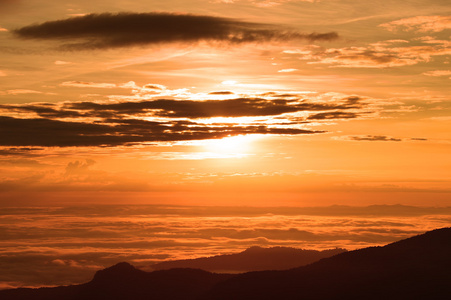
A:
[[1, 205, 449, 288], [13, 12, 338, 49]]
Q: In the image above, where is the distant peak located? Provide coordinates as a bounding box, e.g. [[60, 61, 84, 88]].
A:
[[92, 262, 139, 283], [243, 246, 264, 252], [106, 262, 136, 271]]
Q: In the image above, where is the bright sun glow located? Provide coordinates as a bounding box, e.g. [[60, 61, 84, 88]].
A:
[[203, 135, 259, 155], [221, 80, 238, 85]]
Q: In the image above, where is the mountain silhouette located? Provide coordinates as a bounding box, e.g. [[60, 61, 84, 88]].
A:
[[1, 228, 450, 300], [0, 263, 232, 300], [149, 246, 346, 273], [202, 227, 451, 300]]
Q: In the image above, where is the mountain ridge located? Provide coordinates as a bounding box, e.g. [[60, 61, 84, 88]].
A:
[[148, 246, 346, 273], [202, 227, 451, 300], [1, 227, 450, 300]]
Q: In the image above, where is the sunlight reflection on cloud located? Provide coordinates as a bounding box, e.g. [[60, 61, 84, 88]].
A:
[[0, 205, 450, 288]]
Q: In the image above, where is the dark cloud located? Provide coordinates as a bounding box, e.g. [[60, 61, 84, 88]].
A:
[[66, 98, 359, 119], [349, 135, 402, 142], [0, 94, 376, 147], [343, 96, 362, 105], [0, 104, 86, 118], [142, 84, 165, 90], [0, 116, 120, 147], [307, 111, 359, 120], [3, 96, 364, 120], [208, 91, 235, 95], [0, 147, 43, 156], [337, 50, 399, 64], [13, 12, 339, 50], [0, 115, 323, 147]]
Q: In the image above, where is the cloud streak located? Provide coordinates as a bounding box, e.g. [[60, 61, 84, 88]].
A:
[[285, 37, 451, 68], [0, 89, 374, 147], [0, 115, 324, 147], [347, 135, 402, 142], [66, 97, 362, 119], [422, 70, 451, 77], [13, 12, 339, 50]]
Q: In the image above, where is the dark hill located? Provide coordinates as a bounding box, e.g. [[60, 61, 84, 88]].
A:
[[150, 246, 346, 273], [202, 227, 451, 300], [1, 228, 450, 300], [0, 263, 233, 300]]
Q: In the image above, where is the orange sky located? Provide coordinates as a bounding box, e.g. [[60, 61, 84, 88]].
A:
[[0, 0, 451, 290], [0, 0, 450, 206]]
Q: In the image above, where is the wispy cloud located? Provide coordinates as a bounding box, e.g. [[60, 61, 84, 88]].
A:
[[422, 70, 451, 77], [13, 12, 338, 50], [380, 15, 451, 33], [345, 135, 403, 142], [60, 81, 117, 88], [287, 38, 451, 68], [278, 68, 298, 73], [54, 60, 73, 65], [4, 89, 43, 95]]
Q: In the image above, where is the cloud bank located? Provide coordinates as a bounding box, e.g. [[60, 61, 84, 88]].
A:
[[13, 12, 339, 49], [1, 205, 449, 288], [0, 87, 373, 147], [0, 115, 324, 147]]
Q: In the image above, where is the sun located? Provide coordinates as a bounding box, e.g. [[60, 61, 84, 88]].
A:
[[203, 135, 259, 155]]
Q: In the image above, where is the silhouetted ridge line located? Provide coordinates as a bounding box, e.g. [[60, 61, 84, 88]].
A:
[[1, 228, 450, 300], [90, 261, 146, 286], [149, 246, 346, 273], [203, 227, 451, 300]]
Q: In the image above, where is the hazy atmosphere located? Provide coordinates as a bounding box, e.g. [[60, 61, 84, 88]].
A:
[[0, 0, 450, 291]]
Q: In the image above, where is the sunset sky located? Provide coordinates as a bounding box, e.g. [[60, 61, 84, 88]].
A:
[[0, 0, 450, 206], [0, 0, 450, 289]]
